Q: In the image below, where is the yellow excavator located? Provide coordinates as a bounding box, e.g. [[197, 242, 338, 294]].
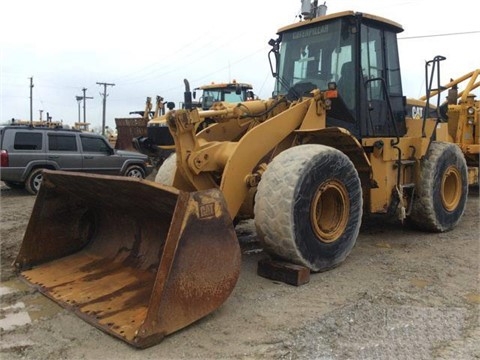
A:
[[15, 3, 476, 349]]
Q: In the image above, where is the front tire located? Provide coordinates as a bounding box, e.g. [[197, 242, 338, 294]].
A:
[[4, 181, 25, 190], [254, 144, 363, 272], [124, 165, 145, 178], [25, 168, 44, 195], [409, 142, 468, 232], [155, 153, 177, 186]]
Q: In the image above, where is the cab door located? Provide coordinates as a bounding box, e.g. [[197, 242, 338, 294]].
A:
[[359, 25, 406, 137]]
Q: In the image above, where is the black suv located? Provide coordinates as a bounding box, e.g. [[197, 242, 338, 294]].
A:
[[0, 125, 153, 194]]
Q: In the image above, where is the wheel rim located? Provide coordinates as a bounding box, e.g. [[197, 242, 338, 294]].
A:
[[128, 169, 142, 178], [441, 165, 462, 211], [33, 174, 43, 192], [310, 180, 350, 243]]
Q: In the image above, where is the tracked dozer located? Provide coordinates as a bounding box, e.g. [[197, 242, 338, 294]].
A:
[[15, 4, 472, 348]]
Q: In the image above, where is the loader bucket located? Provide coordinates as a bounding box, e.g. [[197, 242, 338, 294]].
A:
[[14, 170, 241, 348]]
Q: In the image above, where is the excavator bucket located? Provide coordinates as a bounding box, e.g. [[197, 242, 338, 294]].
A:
[[14, 170, 241, 348]]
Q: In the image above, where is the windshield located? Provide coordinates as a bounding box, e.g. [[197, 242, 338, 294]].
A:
[[275, 18, 355, 96], [201, 88, 247, 109], [202, 89, 245, 103]]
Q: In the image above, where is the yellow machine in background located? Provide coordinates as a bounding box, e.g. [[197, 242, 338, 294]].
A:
[[419, 69, 479, 185], [15, 4, 475, 348], [114, 81, 256, 167]]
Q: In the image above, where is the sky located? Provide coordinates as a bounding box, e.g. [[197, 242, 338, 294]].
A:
[[1, 0, 479, 132]]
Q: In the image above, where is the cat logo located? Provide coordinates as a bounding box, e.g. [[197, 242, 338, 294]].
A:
[[411, 106, 424, 119]]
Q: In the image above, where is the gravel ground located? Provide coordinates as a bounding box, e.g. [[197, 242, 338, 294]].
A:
[[0, 182, 479, 359]]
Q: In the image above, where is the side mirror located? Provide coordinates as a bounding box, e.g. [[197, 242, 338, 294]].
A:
[[268, 37, 280, 78]]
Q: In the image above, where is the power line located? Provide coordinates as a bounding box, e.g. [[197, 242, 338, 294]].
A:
[[399, 30, 480, 40], [114, 32, 249, 86]]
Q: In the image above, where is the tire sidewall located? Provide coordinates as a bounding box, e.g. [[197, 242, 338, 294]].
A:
[[427, 144, 467, 230], [409, 142, 468, 232], [26, 168, 44, 195], [254, 144, 363, 272], [4, 181, 25, 189], [155, 153, 177, 186], [125, 165, 145, 178], [293, 150, 362, 270]]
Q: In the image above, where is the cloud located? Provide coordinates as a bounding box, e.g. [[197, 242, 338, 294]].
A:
[[1, 0, 478, 129]]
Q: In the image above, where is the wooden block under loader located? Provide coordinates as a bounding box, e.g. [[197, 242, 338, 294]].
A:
[[257, 258, 310, 286]]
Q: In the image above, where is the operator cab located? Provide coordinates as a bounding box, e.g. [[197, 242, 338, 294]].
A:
[[271, 11, 407, 139], [193, 82, 254, 110]]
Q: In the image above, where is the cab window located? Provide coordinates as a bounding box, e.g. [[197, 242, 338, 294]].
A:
[[14, 132, 42, 150]]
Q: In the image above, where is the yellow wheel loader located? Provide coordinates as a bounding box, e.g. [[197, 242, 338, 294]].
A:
[[410, 66, 479, 186], [15, 7, 471, 348], [123, 81, 256, 167]]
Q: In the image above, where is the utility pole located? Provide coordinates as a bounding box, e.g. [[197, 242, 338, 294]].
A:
[[96, 82, 115, 135], [29, 77, 34, 125], [81, 88, 94, 124], [75, 96, 83, 124]]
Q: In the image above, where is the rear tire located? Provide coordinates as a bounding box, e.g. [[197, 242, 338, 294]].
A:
[[25, 168, 44, 195], [254, 144, 362, 272], [409, 142, 468, 232], [124, 165, 145, 178], [155, 153, 177, 186], [4, 181, 25, 190]]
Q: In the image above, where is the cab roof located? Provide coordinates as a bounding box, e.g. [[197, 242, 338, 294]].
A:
[[195, 81, 253, 91], [277, 10, 403, 34]]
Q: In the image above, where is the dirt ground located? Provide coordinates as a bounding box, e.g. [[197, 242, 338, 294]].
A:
[[0, 181, 479, 360]]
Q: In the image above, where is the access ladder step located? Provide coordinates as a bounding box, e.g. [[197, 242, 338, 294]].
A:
[[401, 183, 415, 189], [257, 258, 310, 286], [393, 159, 416, 169]]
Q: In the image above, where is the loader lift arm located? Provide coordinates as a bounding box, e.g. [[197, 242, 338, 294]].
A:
[[167, 86, 332, 219]]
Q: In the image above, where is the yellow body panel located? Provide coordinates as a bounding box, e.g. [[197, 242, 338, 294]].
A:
[[14, 9, 476, 350]]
